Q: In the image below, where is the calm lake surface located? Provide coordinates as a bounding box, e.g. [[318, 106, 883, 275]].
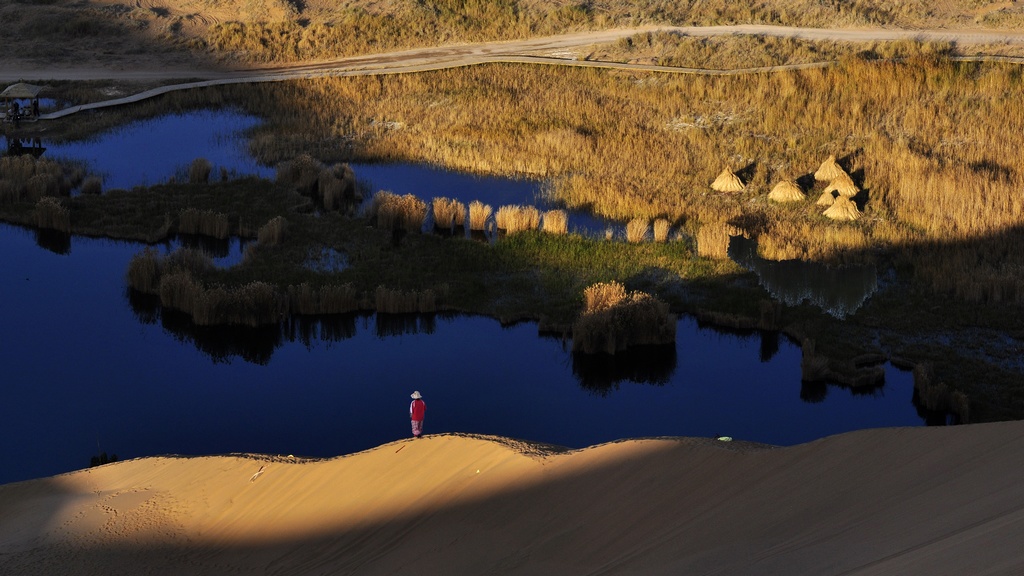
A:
[[0, 109, 934, 485]]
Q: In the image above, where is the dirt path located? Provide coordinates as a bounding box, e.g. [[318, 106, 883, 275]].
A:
[[5, 24, 1024, 118]]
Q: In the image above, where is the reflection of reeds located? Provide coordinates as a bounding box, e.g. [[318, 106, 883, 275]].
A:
[[34, 197, 70, 233], [179, 208, 231, 239], [495, 204, 540, 234], [258, 216, 288, 246], [541, 209, 567, 235], [573, 281, 676, 354], [468, 200, 492, 231], [431, 196, 465, 229]]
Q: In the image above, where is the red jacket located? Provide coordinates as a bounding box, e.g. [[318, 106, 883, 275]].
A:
[[410, 399, 426, 421]]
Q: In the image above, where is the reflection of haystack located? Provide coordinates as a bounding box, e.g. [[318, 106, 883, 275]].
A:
[[816, 190, 836, 206], [768, 180, 805, 202], [814, 155, 847, 181], [823, 196, 861, 220], [710, 168, 744, 192], [823, 172, 859, 198]]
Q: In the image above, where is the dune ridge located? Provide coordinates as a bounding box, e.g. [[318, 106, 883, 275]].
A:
[[2, 424, 1024, 575]]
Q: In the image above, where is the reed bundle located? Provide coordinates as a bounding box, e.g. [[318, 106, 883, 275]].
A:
[[768, 180, 805, 202], [653, 218, 671, 242], [431, 196, 466, 229], [318, 163, 358, 210], [823, 196, 862, 221], [495, 204, 540, 234], [815, 190, 837, 206], [823, 172, 859, 198], [541, 209, 568, 235], [368, 190, 426, 232], [468, 200, 493, 231], [814, 155, 847, 182], [626, 218, 649, 243], [710, 168, 744, 192]]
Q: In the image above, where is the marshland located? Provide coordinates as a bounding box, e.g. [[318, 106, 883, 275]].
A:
[[3, 0, 1024, 485]]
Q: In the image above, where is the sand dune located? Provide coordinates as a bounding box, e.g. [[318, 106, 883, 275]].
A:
[[3, 423, 1024, 575]]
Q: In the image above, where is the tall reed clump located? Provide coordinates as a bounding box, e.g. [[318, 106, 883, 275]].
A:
[[79, 176, 103, 195], [653, 218, 671, 242], [572, 281, 676, 354], [626, 218, 649, 243], [257, 216, 288, 246], [178, 208, 231, 239], [318, 163, 358, 210], [126, 248, 162, 293], [34, 197, 70, 233], [188, 158, 213, 184], [375, 285, 437, 313], [541, 209, 568, 235], [431, 196, 466, 231], [1, 155, 74, 205], [367, 190, 427, 232], [275, 153, 322, 195], [468, 200, 493, 232], [287, 282, 360, 315], [495, 204, 540, 234], [696, 222, 733, 259], [914, 363, 971, 423]]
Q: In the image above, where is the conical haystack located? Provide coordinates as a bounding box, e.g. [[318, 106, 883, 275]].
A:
[[823, 172, 859, 198], [816, 190, 836, 206], [814, 155, 847, 182], [768, 180, 805, 202], [823, 196, 861, 221], [711, 168, 745, 192]]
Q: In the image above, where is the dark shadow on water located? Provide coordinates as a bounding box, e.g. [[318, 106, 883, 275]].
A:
[[800, 380, 828, 403], [160, 308, 281, 365], [571, 344, 677, 395], [35, 229, 71, 255], [376, 313, 436, 338]]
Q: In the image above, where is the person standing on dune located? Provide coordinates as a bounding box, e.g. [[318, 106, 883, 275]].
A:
[[410, 391, 426, 438]]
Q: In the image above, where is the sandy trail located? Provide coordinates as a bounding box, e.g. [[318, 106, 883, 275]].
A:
[[4, 25, 1024, 84]]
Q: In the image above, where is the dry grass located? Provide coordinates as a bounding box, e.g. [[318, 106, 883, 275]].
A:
[[288, 282, 359, 315], [572, 281, 675, 354], [653, 218, 671, 242], [696, 222, 734, 259], [375, 285, 437, 314], [241, 53, 1024, 302], [79, 176, 103, 195]]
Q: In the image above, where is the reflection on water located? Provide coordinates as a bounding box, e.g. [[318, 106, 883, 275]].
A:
[[728, 235, 878, 318], [572, 344, 677, 394]]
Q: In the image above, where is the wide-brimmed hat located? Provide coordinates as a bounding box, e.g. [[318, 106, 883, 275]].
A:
[[410, 391, 422, 399]]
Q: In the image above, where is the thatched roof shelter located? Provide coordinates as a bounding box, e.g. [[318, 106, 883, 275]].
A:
[[823, 196, 861, 221], [816, 191, 837, 206], [711, 168, 744, 192], [823, 172, 859, 198], [767, 180, 805, 202], [1, 83, 43, 100], [814, 155, 847, 182]]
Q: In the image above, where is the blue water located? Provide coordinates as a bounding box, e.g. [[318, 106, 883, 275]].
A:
[[0, 222, 928, 486]]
